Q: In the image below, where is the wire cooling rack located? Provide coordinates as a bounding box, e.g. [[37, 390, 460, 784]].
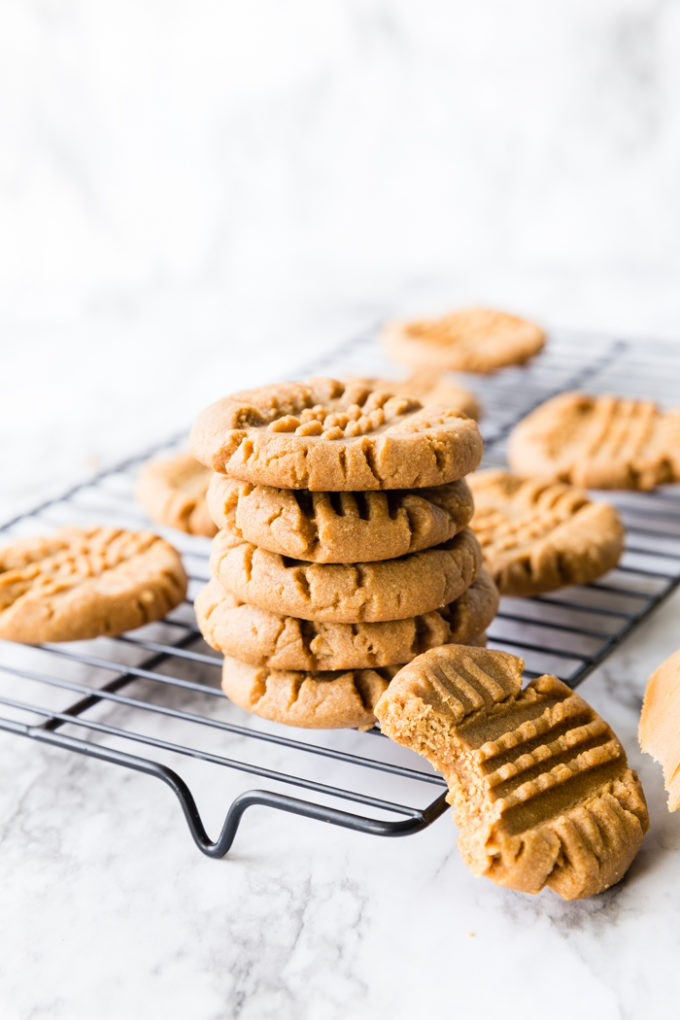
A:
[[1, 328, 679, 857]]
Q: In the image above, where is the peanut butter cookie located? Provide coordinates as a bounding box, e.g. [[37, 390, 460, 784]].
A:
[[206, 474, 474, 563], [190, 378, 483, 490], [375, 645, 648, 899], [508, 392, 680, 490], [221, 656, 397, 729], [469, 469, 624, 596], [383, 308, 545, 374], [210, 526, 482, 623], [0, 527, 187, 642], [196, 569, 498, 670], [639, 649, 680, 811], [136, 452, 216, 537]]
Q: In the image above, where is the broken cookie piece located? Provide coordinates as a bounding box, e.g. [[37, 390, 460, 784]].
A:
[[374, 645, 648, 899]]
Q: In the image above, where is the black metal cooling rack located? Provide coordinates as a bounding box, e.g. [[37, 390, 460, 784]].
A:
[[1, 328, 680, 857]]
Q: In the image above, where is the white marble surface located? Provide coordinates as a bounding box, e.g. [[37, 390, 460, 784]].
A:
[[3, 2, 680, 1017], [0, 589, 679, 1020]]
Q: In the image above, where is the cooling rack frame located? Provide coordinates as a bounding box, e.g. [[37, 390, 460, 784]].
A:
[[1, 327, 679, 857]]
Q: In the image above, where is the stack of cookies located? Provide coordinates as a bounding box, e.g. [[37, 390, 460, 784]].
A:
[[190, 378, 497, 729]]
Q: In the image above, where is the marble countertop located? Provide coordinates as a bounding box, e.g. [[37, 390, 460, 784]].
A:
[[1, 579, 679, 1020]]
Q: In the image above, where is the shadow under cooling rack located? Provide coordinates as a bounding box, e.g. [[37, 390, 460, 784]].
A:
[[1, 327, 680, 857]]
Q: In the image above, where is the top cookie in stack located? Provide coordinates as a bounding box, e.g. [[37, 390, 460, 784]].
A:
[[190, 378, 482, 490], [191, 378, 495, 729]]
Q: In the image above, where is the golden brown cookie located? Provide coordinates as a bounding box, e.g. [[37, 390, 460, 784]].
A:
[[136, 452, 216, 537], [383, 308, 545, 374], [346, 373, 481, 420], [639, 649, 680, 811], [190, 378, 483, 490], [375, 645, 648, 900], [221, 655, 396, 729], [468, 469, 625, 596], [507, 392, 680, 490], [0, 527, 187, 642], [210, 526, 482, 623], [196, 569, 498, 670], [206, 474, 474, 563]]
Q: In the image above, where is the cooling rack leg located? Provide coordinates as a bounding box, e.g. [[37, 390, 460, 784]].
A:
[[4, 723, 449, 858], [206, 789, 451, 859]]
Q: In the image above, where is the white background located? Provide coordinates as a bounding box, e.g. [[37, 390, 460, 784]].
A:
[[2, 0, 680, 517]]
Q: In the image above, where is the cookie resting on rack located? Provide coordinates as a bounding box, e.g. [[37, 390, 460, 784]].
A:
[[374, 645, 649, 900], [136, 452, 216, 537], [206, 474, 474, 563], [0, 527, 187, 643], [210, 525, 482, 623], [383, 307, 545, 374], [190, 378, 483, 491], [196, 569, 497, 670], [507, 392, 680, 490], [468, 469, 625, 596]]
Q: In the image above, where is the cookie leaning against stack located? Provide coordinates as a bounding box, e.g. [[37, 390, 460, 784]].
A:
[[375, 644, 648, 899], [191, 377, 493, 729]]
